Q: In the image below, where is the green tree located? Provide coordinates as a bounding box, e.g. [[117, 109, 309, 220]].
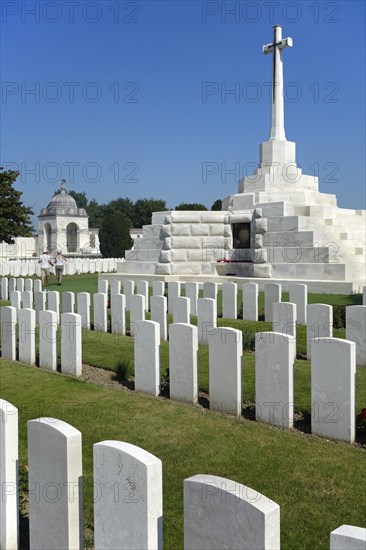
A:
[[211, 199, 222, 211], [99, 213, 133, 258], [0, 169, 34, 243], [175, 202, 208, 211], [87, 199, 107, 228], [131, 198, 168, 227]]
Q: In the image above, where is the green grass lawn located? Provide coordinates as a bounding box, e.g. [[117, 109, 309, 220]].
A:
[[0, 360, 364, 550], [1, 275, 365, 548]]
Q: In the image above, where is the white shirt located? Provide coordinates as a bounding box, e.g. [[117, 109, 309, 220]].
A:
[[55, 255, 65, 266], [40, 254, 51, 269]]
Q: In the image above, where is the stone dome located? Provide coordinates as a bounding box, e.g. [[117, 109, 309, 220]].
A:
[[41, 190, 78, 216]]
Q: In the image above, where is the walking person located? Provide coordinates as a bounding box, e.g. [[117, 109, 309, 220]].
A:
[[55, 249, 67, 285], [39, 250, 54, 286]]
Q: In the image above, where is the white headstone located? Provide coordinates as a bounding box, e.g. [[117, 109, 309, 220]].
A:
[[16, 278, 24, 293], [203, 282, 217, 301], [8, 278, 16, 294], [124, 280, 135, 310], [289, 283, 307, 324], [62, 291, 75, 314], [184, 474, 280, 550], [18, 308, 36, 365], [77, 292, 90, 330], [1, 306, 17, 360], [134, 320, 160, 396], [28, 418, 83, 550], [307, 304, 333, 359], [243, 282, 258, 321], [130, 294, 145, 330], [197, 298, 217, 344], [61, 312, 82, 377], [9, 290, 21, 310], [1, 277, 9, 301], [150, 295, 168, 341], [39, 310, 58, 371], [255, 332, 295, 428], [48, 290, 60, 323], [222, 282, 237, 319], [346, 305, 366, 367], [94, 440, 163, 550], [363, 286, 366, 306], [272, 302, 297, 357], [185, 282, 199, 316], [311, 338, 356, 443], [209, 327, 242, 416], [264, 283, 281, 322], [168, 281, 181, 314], [152, 280, 165, 296], [93, 292, 108, 332], [98, 278, 108, 293], [33, 279, 42, 293], [24, 278, 33, 293], [111, 293, 126, 335], [110, 279, 121, 295], [330, 525, 366, 550], [169, 323, 198, 404], [172, 296, 190, 324], [0, 399, 18, 550], [21, 290, 33, 309], [137, 280, 149, 312]]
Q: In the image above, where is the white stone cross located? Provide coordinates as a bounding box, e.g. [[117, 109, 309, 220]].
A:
[[263, 25, 293, 141]]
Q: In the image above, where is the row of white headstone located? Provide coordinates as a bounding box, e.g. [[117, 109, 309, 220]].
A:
[[0, 258, 119, 278], [1, 399, 364, 550]]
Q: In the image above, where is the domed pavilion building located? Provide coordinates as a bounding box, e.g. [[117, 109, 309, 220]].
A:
[[37, 180, 100, 256]]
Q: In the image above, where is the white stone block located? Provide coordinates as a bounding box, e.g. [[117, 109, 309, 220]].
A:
[[152, 280, 165, 296], [150, 295, 168, 341], [209, 327, 242, 416], [62, 291, 75, 314], [47, 290, 60, 323], [184, 474, 280, 550], [124, 280, 135, 310], [264, 283, 281, 322], [137, 280, 149, 311], [0, 399, 18, 550], [172, 296, 190, 324], [9, 290, 21, 310], [111, 293, 126, 335], [185, 282, 199, 316], [1, 277, 9, 301], [130, 294, 146, 331], [61, 313, 82, 377], [33, 279, 42, 293], [28, 418, 83, 550], [168, 281, 181, 314], [134, 320, 160, 396], [272, 302, 297, 358], [77, 292, 90, 330], [18, 308, 36, 365], [307, 304, 333, 359], [255, 332, 295, 428], [330, 525, 366, 550], [8, 278, 16, 294], [1, 306, 17, 360], [94, 440, 162, 550], [98, 278, 108, 293], [289, 283, 307, 324], [311, 338, 356, 443], [16, 278, 24, 292], [93, 293, 108, 332], [222, 282, 237, 319], [203, 282, 218, 300], [21, 290, 33, 309], [346, 306, 366, 367], [243, 282, 258, 321], [169, 323, 198, 404], [197, 298, 217, 344], [39, 310, 58, 371], [110, 279, 121, 295]]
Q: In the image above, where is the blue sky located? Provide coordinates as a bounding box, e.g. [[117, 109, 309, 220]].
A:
[[1, 0, 365, 226]]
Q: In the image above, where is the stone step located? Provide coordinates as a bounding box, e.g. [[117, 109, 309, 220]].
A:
[[263, 231, 315, 247], [136, 238, 164, 250], [271, 262, 346, 281]]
